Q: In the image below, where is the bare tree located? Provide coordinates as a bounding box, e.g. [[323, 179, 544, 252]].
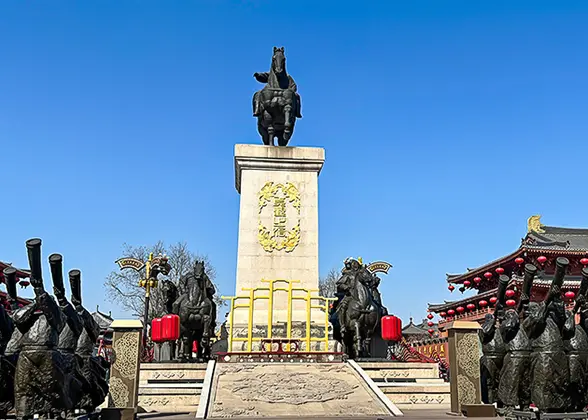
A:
[[319, 267, 340, 298], [104, 241, 223, 322]]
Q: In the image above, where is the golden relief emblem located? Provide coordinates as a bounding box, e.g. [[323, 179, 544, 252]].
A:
[[527, 215, 546, 233], [258, 181, 301, 252]]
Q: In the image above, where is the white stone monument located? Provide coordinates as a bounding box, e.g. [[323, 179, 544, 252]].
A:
[[233, 144, 325, 325]]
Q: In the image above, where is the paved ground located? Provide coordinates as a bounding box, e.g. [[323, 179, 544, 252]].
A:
[[137, 409, 505, 419]]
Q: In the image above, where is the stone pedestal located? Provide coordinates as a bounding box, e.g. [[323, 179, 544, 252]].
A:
[[446, 321, 483, 415], [233, 144, 325, 325], [108, 320, 143, 414]]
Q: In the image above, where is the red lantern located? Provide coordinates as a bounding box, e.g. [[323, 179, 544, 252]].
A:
[[484, 272, 493, 279], [151, 318, 163, 343], [192, 340, 198, 353], [456, 306, 465, 313], [447, 309, 455, 316], [496, 267, 505, 274], [479, 300, 488, 307], [428, 329, 434, 334], [464, 280, 471, 287], [448, 285, 455, 292], [505, 289, 516, 298], [565, 291, 575, 300], [381, 315, 402, 342], [439, 311, 447, 318], [161, 314, 180, 342], [489, 297, 498, 305], [581, 258, 588, 266], [515, 257, 524, 265], [537, 256, 547, 264], [506, 299, 516, 307], [19, 280, 30, 288], [473, 277, 482, 284], [466, 303, 475, 311], [427, 321, 434, 327], [427, 313, 434, 320]]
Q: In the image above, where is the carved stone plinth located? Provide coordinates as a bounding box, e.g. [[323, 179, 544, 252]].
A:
[[234, 144, 325, 325], [107, 320, 143, 415], [446, 320, 483, 415]]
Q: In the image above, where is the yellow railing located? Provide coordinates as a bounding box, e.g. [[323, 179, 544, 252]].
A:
[[222, 279, 336, 353]]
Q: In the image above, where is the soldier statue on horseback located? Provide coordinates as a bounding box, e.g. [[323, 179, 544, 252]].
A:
[[330, 258, 388, 359], [252, 46, 302, 146]]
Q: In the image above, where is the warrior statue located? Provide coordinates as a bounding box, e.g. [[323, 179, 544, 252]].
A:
[[0, 268, 15, 418], [564, 267, 588, 411], [49, 254, 86, 415], [497, 264, 537, 415], [480, 274, 508, 408], [73, 269, 110, 414], [252, 46, 302, 146], [12, 239, 69, 419], [332, 258, 383, 358], [1, 267, 22, 418], [523, 257, 572, 413], [172, 261, 217, 361]]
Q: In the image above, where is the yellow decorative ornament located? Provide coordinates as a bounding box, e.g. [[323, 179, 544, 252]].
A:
[[527, 215, 546, 233], [257, 181, 301, 253]]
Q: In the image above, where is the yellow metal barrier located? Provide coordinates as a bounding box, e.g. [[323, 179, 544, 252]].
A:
[[221, 279, 336, 353]]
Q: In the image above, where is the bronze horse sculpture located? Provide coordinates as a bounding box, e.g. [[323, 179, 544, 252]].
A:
[[252, 46, 302, 146], [331, 259, 384, 359], [166, 261, 217, 361]]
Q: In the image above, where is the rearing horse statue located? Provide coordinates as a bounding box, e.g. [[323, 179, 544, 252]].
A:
[[252, 46, 302, 146]]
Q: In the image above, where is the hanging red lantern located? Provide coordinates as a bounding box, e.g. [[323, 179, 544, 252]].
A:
[[427, 321, 434, 327], [464, 280, 471, 287], [506, 299, 516, 307], [537, 256, 547, 264], [489, 297, 498, 305], [479, 300, 488, 307], [505, 289, 516, 298], [439, 311, 447, 318], [496, 267, 505, 274], [467, 303, 475, 311], [456, 306, 465, 313], [192, 340, 198, 353], [515, 257, 524, 265], [484, 272, 493, 279], [581, 258, 588, 266], [427, 313, 434, 320], [381, 315, 402, 342], [161, 314, 180, 342], [448, 285, 455, 292], [565, 291, 576, 300], [473, 277, 482, 284], [447, 309, 455, 316], [428, 329, 434, 334], [19, 280, 30, 288], [151, 318, 163, 343]]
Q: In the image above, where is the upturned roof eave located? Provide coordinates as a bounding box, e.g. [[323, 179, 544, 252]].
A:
[[445, 248, 524, 284]]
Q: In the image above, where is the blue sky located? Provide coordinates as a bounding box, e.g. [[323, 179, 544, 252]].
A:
[[1, 1, 588, 324]]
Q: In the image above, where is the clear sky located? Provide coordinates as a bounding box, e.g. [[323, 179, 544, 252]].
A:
[[1, 1, 587, 324]]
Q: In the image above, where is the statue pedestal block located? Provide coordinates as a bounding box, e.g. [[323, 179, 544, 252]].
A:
[[446, 321, 483, 415], [233, 144, 325, 325]]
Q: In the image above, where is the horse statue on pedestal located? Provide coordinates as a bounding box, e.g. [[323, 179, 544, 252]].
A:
[[166, 261, 217, 362], [331, 259, 385, 359], [252, 46, 302, 146]]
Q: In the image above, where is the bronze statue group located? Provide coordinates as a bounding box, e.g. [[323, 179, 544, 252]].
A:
[[0, 239, 109, 420], [481, 257, 588, 417]]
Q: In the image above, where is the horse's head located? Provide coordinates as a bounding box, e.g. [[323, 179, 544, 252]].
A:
[[193, 260, 206, 282], [271, 46, 286, 74]]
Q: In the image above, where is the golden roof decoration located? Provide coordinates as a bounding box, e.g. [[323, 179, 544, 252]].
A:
[[527, 215, 546, 234]]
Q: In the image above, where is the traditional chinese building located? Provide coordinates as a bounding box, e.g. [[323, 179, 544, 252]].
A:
[[0, 261, 32, 310], [428, 216, 588, 330]]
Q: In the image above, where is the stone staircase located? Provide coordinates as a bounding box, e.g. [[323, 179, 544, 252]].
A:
[[357, 361, 450, 410], [138, 363, 207, 413]]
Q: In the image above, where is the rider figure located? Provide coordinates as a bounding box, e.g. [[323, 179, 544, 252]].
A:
[[252, 72, 302, 119], [335, 258, 362, 335]]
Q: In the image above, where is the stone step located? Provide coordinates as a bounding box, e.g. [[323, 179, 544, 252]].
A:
[[138, 386, 201, 413], [139, 363, 208, 384], [359, 364, 440, 380]]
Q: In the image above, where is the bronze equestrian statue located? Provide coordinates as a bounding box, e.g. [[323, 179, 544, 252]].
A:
[[168, 261, 217, 361], [331, 258, 385, 359], [252, 46, 302, 146], [0, 268, 16, 418]]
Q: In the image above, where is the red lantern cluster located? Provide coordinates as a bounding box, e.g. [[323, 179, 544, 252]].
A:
[[19, 280, 30, 288], [428, 328, 434, 335], [151, 314, 180, 344], [464, 280, 471, 287], [439, 311, 447, 318], [506, 299, 517, 307], [447, 309, 456, 316], [427, 321, 434, 327], [448, 285, 455, 292], [427, 313, 434, 320], [456, 306, 465, 313], [489, 297, 498, 305], [581, 258, 588, 266], [381, 315, 403, 342], [565, 291, 576, 301]]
